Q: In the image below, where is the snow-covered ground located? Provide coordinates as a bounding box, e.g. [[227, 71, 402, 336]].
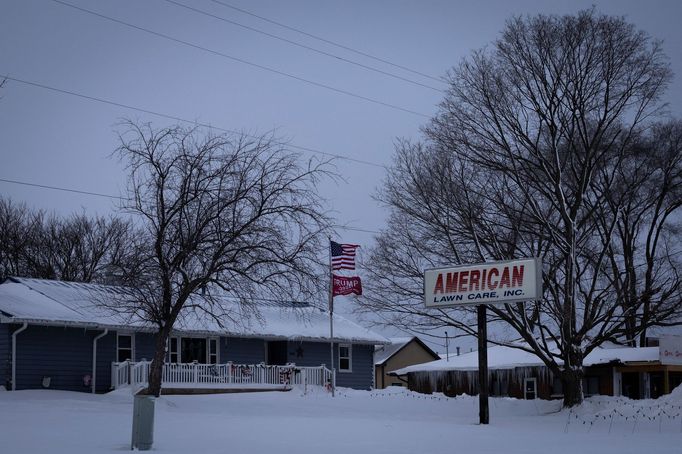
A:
[[0, 386, 679, 454]]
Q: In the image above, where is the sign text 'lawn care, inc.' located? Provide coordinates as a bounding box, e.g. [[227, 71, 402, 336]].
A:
[[424, 258, 542, 308]]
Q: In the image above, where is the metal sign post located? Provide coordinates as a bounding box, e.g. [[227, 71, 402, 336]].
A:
[[423, 258, 542, 425], [477, 305, 489, 424]]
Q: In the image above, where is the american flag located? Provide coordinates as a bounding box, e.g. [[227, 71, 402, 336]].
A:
[[331, 241, 359, 271]]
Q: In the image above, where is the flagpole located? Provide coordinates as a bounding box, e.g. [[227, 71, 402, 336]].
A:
[[328, 236, 335, 397]]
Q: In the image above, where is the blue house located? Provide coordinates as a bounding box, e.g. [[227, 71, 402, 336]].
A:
[[0, 277, 386, 393]]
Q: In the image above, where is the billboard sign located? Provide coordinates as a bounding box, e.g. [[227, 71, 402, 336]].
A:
[[424, 258, 542, 308], [660, 336, 682, 365]]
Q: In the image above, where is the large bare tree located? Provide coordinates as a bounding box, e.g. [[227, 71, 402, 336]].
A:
[[359, 10, 678, 406], [110, 121, 331, 396]]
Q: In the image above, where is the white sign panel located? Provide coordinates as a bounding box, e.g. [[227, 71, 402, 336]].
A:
[[424, 258, 542, 308], [659, 336, 682, 365]]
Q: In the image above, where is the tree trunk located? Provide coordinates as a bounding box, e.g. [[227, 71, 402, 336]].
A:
[[147, 329, 169, 397], [561, 366, 584, 407]]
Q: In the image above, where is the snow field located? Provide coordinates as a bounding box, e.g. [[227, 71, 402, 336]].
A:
[[0, 387, 678, 454]]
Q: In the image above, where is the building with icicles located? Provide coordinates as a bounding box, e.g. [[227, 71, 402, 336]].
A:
[[390, 340, 682, 400]]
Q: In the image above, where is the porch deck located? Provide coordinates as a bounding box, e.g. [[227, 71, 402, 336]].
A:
[[111, 361, 334, 393]]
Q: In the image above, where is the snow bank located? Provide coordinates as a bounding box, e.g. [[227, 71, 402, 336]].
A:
[[1, 388, 679, 454]]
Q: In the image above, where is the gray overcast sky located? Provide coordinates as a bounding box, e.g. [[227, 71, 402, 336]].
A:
[[2, 0, 682, 351]]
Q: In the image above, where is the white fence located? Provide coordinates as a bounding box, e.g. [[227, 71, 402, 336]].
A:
[[111, 361, 333, 391]]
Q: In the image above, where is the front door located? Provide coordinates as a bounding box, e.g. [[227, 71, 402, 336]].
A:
[[181, 338, 207, 363], [621, 372, 641, 399], [267, 341, 288, 365], [524, 377, 537, 400], [649, 372, 663, 399]]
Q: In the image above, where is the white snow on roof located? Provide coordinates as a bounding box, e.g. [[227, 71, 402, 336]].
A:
[[583, 345, 659, 366], [392, 343, 660, 375], [0, 280, 119, 325], [0, 278, 387, 344]]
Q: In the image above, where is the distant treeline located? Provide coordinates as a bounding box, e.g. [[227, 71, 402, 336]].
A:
[[0, 197, 133, 283]]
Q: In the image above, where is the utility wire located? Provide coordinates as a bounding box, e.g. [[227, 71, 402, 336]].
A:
[[209, 0, 446, 85], [2, 75, 387, 169], [50, 0, 431, 119], [0, 177, 128, 200], [0, 177, 383, 234], [162, 0, 443, 93], [9, 174, 679, 283]]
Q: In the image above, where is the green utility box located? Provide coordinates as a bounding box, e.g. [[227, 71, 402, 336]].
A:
[[131, 394, 156, 451]]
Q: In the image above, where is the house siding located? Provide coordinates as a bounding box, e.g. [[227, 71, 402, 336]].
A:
[[8, 325, 375, 392], [221, 337, 265, 364], [94, 331, 116, 393], [0, 323, 9, 388], [14, 325, 116, 392], [286, 341, 374, 390]]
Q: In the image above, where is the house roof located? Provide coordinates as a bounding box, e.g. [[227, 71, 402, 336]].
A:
[[391, 342, 660, 375], [0, 277, 388, 344], [374, 336, 440, 366]]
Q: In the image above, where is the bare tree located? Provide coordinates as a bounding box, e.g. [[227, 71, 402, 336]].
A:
[[33, 214, 133, 282], [0, 198, 134, 283], [0, 198, 43, 280], [602, 121, 682, 346], [360, 10, 676, 407], [109, 121, 331, 397]]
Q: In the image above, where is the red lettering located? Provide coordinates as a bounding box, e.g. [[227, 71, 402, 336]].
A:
[[446, 272, 459, 293], [511, 265, 524, 287], [458, 271, 469, 293], [469, 270, 481, 291], [487, 268, 499, 290], [434, 274, 444, 294], [499, 267, 510, 289]]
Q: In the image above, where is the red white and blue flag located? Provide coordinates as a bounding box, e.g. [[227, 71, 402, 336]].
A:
[[332, 275, 362, 296], [331, 241, 359, 271]]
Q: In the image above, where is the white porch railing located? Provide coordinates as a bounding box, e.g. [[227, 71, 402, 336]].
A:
[[111, 361, 333, 391]]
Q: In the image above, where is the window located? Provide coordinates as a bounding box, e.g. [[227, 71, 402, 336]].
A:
[[208, 338, 219, 364], [167, 337, 180, 363], [117, 334, 134, 362], [181, 337, 206, 363], [338, 344, 352, 372]]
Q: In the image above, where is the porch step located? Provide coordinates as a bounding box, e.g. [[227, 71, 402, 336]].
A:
[[156, 386, 292, 395]]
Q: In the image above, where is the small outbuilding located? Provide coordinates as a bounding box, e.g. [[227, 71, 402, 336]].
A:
[[374, 336, 440, 389]]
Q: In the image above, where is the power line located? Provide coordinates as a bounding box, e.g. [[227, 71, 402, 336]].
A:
[[49, 0, 431, 119], [1, 76, 388, 234], [2, 75, 387, 169], [162, 0, 443, 93], [208, 0, 446, 85], [337, 226, 381, 234], [0, 177, 126, 200], [0, 177, 383, 234]]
